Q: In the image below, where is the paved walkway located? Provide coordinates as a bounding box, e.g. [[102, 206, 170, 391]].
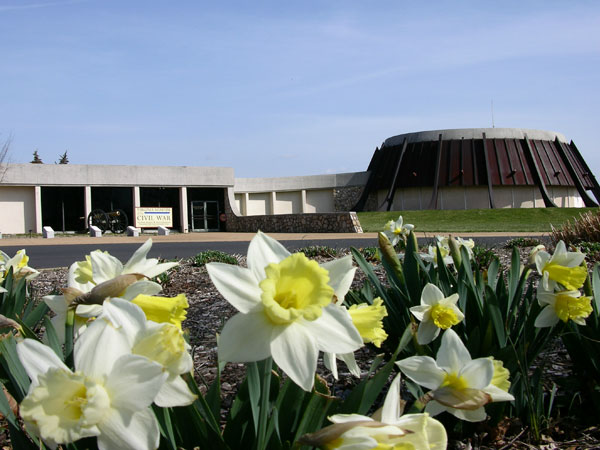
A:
[[0, 230, 548, 247]]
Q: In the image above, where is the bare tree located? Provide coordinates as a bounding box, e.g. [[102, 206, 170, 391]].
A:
[[0, 132, 12, 182]]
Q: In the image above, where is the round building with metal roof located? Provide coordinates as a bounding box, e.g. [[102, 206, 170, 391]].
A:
[[353, 128, 600, 211]]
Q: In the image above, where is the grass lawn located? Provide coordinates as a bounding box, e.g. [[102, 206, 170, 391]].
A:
[[357, 207, 599, 233]]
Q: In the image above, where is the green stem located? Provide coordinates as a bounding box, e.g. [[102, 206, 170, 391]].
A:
[[64, 309, 75, 368], [256, 357, 273, 450]]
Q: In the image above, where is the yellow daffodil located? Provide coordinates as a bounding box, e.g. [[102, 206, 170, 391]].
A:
[[43, 239, 177, 344], [397, 329, 514, 422], [324, 298, 389, 380], [383, 216, 414, 246], [0, 249, 39, 283], [410, 283, 464, 345], [348, 298, 388, 347], [299, 375, 447, 449], [535, 284, 593, 327], [534, 241, 587, 290], [83, 298, 197, 407], [489, 358, 511, 393], [17, 322, 168, 449], [131, 293, 188, 329], [206, 231, 362, 391]]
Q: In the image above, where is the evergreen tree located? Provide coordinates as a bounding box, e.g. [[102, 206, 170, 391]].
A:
[[31, 150, 43, 164], [58, 150, 69, 164]]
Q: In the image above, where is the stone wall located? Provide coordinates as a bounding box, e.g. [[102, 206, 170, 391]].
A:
[[223, 194, 362, 232], [333, 186, 364, 211]]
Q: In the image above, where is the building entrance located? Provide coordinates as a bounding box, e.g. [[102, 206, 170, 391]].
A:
[[190, 201, 219, 231]]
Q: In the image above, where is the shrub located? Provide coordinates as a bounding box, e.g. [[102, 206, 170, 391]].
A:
[[504, 237, 542, 248], [294, 245, 339, 258], [192, 250, 239, 267], [550, 210, 600, 245]]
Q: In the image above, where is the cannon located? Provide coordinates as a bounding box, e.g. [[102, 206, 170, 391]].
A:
[[87, 209, 129, 234]]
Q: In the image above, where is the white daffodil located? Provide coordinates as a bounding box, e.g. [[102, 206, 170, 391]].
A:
[[206, 231, 362, 391], [43, 239, 177, 343], [299, 374, 447, 449], [84, 297, 197, 407], [397, 329, 514, 422], [0, 249, 39, 283], [535, 284, 593, 327], [455, 236, 475, 259], [421, 236, 453, 268], [324, 297, 389, 379], [383, 216, 415, 246], [410, 283, 464, 345], [17, 333, 168, 449], [535, 240, 587, 291]]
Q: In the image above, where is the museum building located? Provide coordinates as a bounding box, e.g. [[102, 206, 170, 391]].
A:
[[0, 128, 598, 235]]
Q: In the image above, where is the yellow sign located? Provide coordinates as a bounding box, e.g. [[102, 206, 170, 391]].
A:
[[135, 207, 173, 228]]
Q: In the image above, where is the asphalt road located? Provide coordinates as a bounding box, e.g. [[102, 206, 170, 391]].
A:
[[0, 235, 539, 269]]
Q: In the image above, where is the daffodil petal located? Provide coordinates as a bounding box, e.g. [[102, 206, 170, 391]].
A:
[[270, 322, 318, 391], [328, 414, 373, 424], [338, 352, 361, 378], [105, 354, 167, 412], [101, 298, 147, 344], [437, 329, 472, 372], [534, 306, 560, 327], [247, 231, 290, 282], [320, 255, 356, 301], [97, 408, 160, 450], [90, 251, 124, 284], [381, 375, 402, 424], [448, 406, 487, 422], [417, 320, 441, 345], [218, 312, 272, 363], [16, 339, 69, 385], [135, 262, 179, 280], [154, 376, 197, 408], [484, 384, 515, 402], [421, 283, 445, 306], [410, 304, 429, 321], [323, 352, 338, 379], [121, 280, 163, 300], [396, 356, 446, 390], [302, 305, 362, 354], [424, 400, 447, 418], [75, 315, 134, 378], [43, 294, 68, 314], [206, 263, 262, 313], [123, 238, 152, 266], [460, 359, 494, 390]]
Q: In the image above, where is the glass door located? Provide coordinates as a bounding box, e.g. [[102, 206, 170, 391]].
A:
[[190, 201, 220, 231]]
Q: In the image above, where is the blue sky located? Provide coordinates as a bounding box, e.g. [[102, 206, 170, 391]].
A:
[[2, 1, 599, 179]]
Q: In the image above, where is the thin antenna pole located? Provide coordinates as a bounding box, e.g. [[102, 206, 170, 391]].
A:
[[491, 100, 495, 128]]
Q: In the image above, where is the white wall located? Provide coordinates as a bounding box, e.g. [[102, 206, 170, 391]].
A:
[[247, 193, 271, 215], [306, 189, 334, 213], [0, 186, 36, 234], [375, 185, 584, 210], [274, 191, 301, 214]]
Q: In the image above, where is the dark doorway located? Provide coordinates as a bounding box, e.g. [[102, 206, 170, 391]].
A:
[[139, 187, 180, 230], [41, 187, 85, 232], [187, 188, 226, 231], [91, 187, 134, 227]]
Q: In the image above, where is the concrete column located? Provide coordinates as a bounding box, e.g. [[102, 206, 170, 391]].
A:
[[133, 186, 141, 207], [84, 186, 92, 227], [243, 192, 249, 216], [179, 187, 188, 233], [301, 189, 307, 213], [270, 192, 276, 215], [34, 186, 42, 233]]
